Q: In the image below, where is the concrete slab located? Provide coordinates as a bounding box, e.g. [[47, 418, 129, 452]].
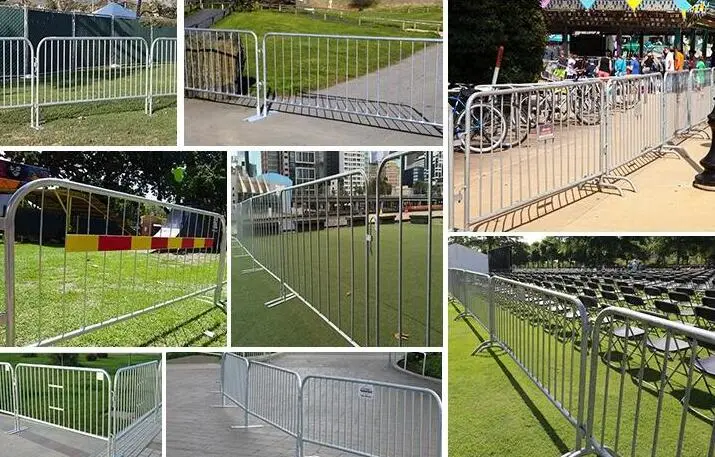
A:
[[453, 131, 715, 232], [166, 353, 441, 457], [0, 414, 107, 457]]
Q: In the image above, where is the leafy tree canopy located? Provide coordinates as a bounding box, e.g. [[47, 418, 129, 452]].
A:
[[449, 0, 547, 84], [1, 151, 226, 215]]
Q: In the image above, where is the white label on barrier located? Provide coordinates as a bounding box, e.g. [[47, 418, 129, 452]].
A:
[[96, 372, 104, 381], [358, 384, 374, 400], [365, 234, 372, 242], [537, 122, 554, 140]]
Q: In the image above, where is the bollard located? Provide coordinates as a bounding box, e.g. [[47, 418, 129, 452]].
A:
[[693, 97, 715, 190]]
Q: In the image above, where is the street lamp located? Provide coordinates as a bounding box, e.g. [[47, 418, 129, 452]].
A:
[[693, 99, 715, 190]]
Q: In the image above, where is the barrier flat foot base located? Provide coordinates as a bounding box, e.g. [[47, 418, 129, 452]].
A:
[[472, 340, 498, 355], [7, 426, 28, 435], [230, 425, 263, 429], [242, 268, 264, 274], [454, 312, 472, 321], [265, 293, 296, 308], [244, 111, 276, 122], [211, 404, 239, 408], [601, 175, 637, 193]]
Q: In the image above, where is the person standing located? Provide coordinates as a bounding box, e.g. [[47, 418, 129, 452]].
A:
[[630, 54, 641, 75], [664, 48, 675, 72], [598, 50, 612, 78], [675, 47, 685, 71], [566, 53, 577, 79], [614, 52, 627, 76], [710, 46, 715, 68]]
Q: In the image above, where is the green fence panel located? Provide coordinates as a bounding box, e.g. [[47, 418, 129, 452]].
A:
[[0, 6, 24, 37], [75, 14, 112, 37]]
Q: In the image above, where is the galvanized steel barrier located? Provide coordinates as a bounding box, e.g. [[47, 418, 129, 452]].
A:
[[450, 269, 715, 456], [236, 169, 370, 347], [448, 268, 491, 325], [15, 363, 112, 439], [112, 361, 162, 457], [300, 375, 442, 457], [147, 37, 177, 115], [1, 178, 227, 347], [0, 37, 177, 129], [216, 354, 443, 457], [184, 28, 262, 119], [375, 151, 440, 347], [236, 152, 443, 347], [449, 271, 589, 448], [0, 38, 35, 125], [452, 71, 715, 230], [564, 307, 715, 457], [262, 32, 443, 130], [0, 360, 161, 457]]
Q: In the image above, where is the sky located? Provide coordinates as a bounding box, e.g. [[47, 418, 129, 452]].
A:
[[520, 234, 547, 244]]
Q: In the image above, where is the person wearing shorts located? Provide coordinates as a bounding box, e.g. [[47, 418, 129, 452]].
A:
[[598, 51, 612, 78]]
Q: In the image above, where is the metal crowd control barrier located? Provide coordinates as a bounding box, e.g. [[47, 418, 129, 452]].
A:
[[565, 307, 715, 457], [375, 151, 440, 347], [184, 28, 262, 119], [216, 354, 442, 457], [0, 362, 19, 433], [448, 268, 491, 326], [451, 273, 589, 449], [112, 361, 162, 457], [1, 360, 160, 457], [1, 178, 227, 347], [262, 32, 443, 130], [452, 71, 715, 230], [15, 363, 112, 439], [34, 37, 149, 129], [147, 37, 177, 115], [300, 375, 442, 457], [237, 169, 370, 347], [0, 38, 35, 125]]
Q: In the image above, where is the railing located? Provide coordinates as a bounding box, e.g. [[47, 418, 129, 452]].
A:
[[216, 353, 443, 457], [1, 178, 227, 346], [449, 269, 715, 456], [451, 69, 715, 230], [0, 37, 177, 129], [235, 153, 443, 347], [0, 360, 161, 457]]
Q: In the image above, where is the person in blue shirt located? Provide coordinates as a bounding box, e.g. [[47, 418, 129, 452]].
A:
[[614, 53, 627, 76], [630, 55, 641, 75]]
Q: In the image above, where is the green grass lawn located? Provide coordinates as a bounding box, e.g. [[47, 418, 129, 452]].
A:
[[0, 64, 176, 145], [0, 353, 160, 437], [234, 221, 442, 347], [192, 10, 439, 98], [0, 242, 226, 347], [449, 296, 715, 457]]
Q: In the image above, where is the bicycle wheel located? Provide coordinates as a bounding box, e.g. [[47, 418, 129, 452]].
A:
[[456, 103, 507, 153], [501, 104, 529, 149]]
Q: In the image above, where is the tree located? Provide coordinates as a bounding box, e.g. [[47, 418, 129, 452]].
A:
[[2, 151, 226, 215], [449, 0, 547, 84], [413, 180, 428, 195], [367, 177, 392, 196]]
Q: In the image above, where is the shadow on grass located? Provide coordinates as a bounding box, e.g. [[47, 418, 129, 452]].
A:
[[452, 300, 571, 454], [140, 303, 226, 347]]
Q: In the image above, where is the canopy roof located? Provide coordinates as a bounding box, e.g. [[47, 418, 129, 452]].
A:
[[544, 0, 715, 33]]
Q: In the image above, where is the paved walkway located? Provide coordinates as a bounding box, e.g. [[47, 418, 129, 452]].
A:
[[166, 353, 440, 457], [455, 132, 715, 232], [0, 412, 161, 457]]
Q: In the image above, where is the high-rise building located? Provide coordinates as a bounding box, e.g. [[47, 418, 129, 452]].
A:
[[339, 152, 367, 193]]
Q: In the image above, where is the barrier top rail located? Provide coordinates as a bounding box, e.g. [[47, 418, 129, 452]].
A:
[[301, 373, 442, 402], [263, 31, 443, 43]]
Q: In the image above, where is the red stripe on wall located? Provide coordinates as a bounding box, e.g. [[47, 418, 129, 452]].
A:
[[181, 237, 195, 249], [151, 238, 169, 249], [98, 235, 132, 252], [205, 238, 214, 248]]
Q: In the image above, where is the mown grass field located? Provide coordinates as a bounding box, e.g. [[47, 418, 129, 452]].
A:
[[0, 64, 176, 145], [233, 221, 442, 347], [0, 242, 226, 347], [449, 297, 715, 457], [193, 10, 440, 98], [0, 353, 160, 437]]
